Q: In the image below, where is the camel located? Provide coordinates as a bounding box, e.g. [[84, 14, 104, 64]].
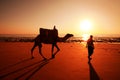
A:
[[31, 28, 73, 60]]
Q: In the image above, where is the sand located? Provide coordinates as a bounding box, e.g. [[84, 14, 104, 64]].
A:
[[0, 42, 120, 80]]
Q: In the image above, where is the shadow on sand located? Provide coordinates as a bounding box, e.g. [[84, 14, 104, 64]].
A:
[[0, 58, 52, 80], [0, 58, 32, 72], [88, 62, 100, 80]]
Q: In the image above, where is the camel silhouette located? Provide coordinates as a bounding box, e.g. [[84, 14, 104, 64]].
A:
[[31, 28, 73, 59]]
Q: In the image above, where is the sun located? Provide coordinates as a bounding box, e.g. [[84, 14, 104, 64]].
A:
[[80, 20, 92, 31]]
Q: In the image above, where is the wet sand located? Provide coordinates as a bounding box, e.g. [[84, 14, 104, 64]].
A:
[[0, 42, 120, 80]]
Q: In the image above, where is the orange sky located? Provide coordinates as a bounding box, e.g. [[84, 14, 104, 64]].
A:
[[0, 0, 120, 36]]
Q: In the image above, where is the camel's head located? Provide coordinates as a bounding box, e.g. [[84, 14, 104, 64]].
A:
[[65, 34, 74, 38], [58, 34, 73, 42]]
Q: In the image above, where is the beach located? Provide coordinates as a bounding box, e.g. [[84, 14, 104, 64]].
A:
[[0, 42, 120, 80]]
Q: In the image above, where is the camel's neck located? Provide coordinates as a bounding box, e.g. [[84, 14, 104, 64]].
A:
[[58, 35, 71, 42]]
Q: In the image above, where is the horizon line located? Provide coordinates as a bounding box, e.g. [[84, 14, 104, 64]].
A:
[[0, 33, 120, 37]]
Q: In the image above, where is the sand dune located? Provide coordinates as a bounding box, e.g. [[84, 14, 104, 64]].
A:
[[0, 42, 120, 80]]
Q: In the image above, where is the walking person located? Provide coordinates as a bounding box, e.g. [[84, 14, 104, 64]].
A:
[[86, 35, 94, 62]]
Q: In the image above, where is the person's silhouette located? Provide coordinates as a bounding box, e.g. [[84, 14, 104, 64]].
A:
[[86, 35, 94, 62], [53, 25, 58, 37]]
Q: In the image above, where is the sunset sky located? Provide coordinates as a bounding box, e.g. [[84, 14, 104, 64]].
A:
[[0, 0, 120, 37]]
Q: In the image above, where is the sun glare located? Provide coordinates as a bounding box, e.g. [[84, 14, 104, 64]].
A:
[[80, 20, 92, 31], [82, 34, 89, 41]]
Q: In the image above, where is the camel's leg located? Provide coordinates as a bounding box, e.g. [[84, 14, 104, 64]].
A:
[[51, 44, 55, 58], [55, 43, 60, 51], [51, 43, 60, 58], [38, 43, 47, 60], [31, 43, 37, 59], [54, 44, 60, 55], [52, 44, 54, 54]]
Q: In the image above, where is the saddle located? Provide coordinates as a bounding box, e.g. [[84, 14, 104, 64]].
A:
[[39, 28, 58, 42]]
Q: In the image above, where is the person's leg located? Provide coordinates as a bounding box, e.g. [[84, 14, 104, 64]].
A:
[[88, 46, 90, 58], [88, 46, 92, 61], [89, 47, 94, 57]]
